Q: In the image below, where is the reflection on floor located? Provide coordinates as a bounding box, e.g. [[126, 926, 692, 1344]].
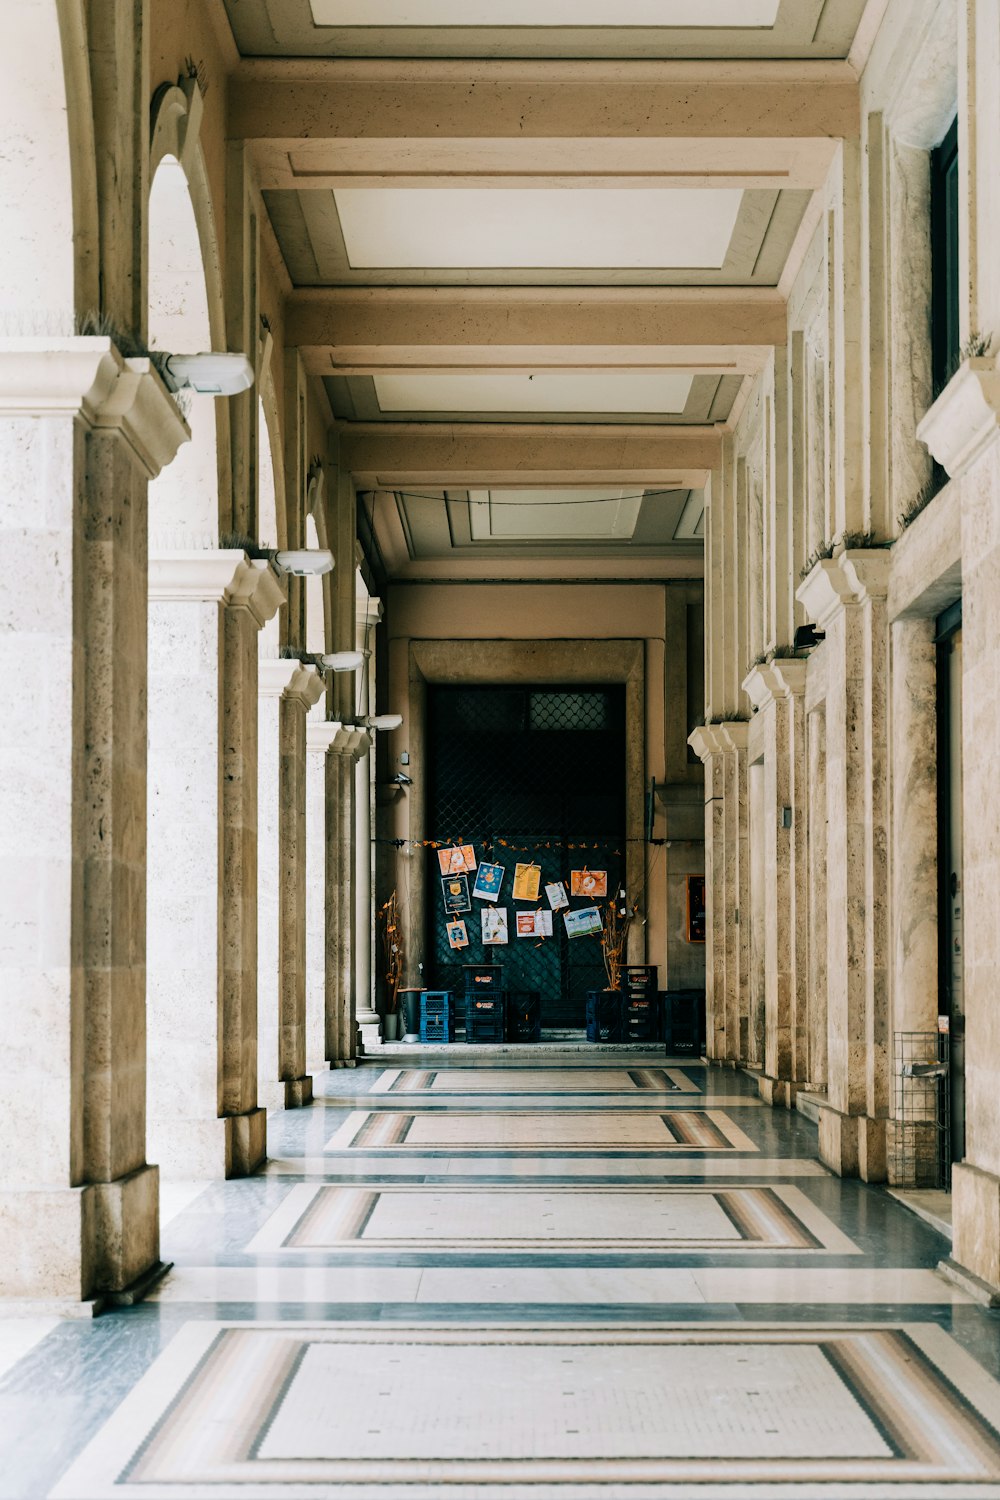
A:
[[2, 1050, 998, 1499]]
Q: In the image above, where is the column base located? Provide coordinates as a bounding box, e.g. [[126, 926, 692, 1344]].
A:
[[150, 1112, 267, 1180], [951, 1162, 1000, 1293], [357, 1015, 382, 1053], [284, 1075, 313, 1109], [816, 1102, 887, 1181], [0, 1163, 160, 1303], [758, 1074, 800, 1109], [226, 1108, 267, 1178]]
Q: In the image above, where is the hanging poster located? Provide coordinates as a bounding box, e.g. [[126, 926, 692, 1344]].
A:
[[545, 881, 569, 911], [441, 873, 471, 914], [446, 919, 470, 950], [517, 910, 554, 938], [513, 862, 541, 902], [438, 844, 477, 875], [571, 869, 607, 899], [481, 906, 509, 945], [564, 905, 603, 938], [473, 862, 505, 901]]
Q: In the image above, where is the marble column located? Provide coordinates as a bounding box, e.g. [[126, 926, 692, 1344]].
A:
[[0, 340, 187, 1306], [258, 660, 325, 1113], [306, 715, 339, 1072], [147, 550, 283, 1179], [333, 731, 369, 1062], [797, 551, 891, 1181], [688, 728, 727, 1060], [354, 599, 382, 1050], [806, 703, 829, 1090], [742, 661, 809, 1108]]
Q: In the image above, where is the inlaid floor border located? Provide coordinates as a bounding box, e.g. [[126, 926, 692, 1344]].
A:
[[323, 1108, 760, 1154]]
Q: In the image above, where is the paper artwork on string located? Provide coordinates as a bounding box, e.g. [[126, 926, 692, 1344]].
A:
[[545, 881, 569, 911], [441, 874, 471, 914], [564, 905, 603, 938], [517, 910, 553, 938], [437, 845, 477, 875], [446, 919, 470, 951], [481, 906, 509, 945], [512, 862, 541, 902], [473, 862, 505, 902], [571, 869, 607, 898]]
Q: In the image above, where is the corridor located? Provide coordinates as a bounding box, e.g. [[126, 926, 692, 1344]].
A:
[[2, 1052, 998, 1499]]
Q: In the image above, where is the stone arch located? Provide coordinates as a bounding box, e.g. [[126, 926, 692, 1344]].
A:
[[0, 0, 98, 330]]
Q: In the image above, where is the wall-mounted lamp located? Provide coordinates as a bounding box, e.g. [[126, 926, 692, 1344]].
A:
[[390, 772, 412, 786], [162, 352, 254, 396], [273, 550, 334, 577], [321, 650, 365, 673], [793, 622, 825, 652], [364, 713, 403, 732]]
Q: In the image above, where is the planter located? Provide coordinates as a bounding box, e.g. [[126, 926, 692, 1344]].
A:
[[383, 1011, 400, 1041], [398, 988, 423, 1041]]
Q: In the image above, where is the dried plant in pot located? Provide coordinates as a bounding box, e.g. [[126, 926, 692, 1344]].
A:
[[600, 888, 638, 992], [378, 892, 404, 1037]]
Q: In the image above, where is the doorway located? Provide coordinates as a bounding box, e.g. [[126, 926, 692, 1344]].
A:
[[425, 685, 626, 1028]]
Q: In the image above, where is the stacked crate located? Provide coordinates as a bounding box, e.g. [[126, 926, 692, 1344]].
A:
[[506, 990, 542, 1043], [419, 990, 455, 1044], [462, 965, 505, 1043], [622, 965, 659, 1043], [585, 991, 623, 1043], [664, 989, 706, 1056]]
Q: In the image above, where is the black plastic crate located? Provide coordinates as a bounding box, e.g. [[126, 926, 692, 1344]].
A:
[[506, 991, 542, 1043], [464, 1014, 505, 1044], [463, 964, 504, 993], [585, 991, 622, 1043], [664, 989, 706, 1056], [624, 995, 660, 1040], [464, 993, 505, 1023], [621, 965, 658, 996]]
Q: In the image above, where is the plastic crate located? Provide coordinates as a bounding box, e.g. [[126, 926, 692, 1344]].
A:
[[420, 1015, 455, 1044], [464, 1014, 505, 1044], [623, 1002, 660, 1042], [462, 964, 504, 993], [420, 991, 456, 1043], [506, 991, 542, 1043], [664, 989, 706, 1056], [621, 965, 658, 996], [421, 991, 455, 1018], [464, 992, 505, 1021], [585, 991, 622, 1043]]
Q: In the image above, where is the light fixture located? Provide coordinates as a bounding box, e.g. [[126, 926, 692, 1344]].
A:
[[162, 352, 254, 396], [390, 772, 412, 786], [365, 713, 403, 732], [273, 550, 335, 577], [793, 622, 825, 652], [321, 650, 365, 673]]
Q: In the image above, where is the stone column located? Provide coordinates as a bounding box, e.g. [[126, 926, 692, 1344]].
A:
[[797, 551, 891, 1180], [0, 340, 188, 1307], [742, 660, 809, 1107], [333, 731, 369, 1061], [354, 599, 382, 1049], [258, 659, 325, 1112], [688, 728, 727, 1060], [306, 715, 339, 1072], [147, 550, 283, 1178]]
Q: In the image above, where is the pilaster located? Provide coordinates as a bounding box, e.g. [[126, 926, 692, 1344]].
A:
[[742, 659, 809, 1108], [796, 550, 891, 1180], [0, 340, 187, 1307], [147, 549, 282, 1179], [354, 598, 383, 1049]]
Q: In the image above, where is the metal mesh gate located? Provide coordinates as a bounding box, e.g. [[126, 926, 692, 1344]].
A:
[[426, 685, 626, 1028]]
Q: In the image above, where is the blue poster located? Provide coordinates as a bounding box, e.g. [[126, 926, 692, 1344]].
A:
[[473, 861, 505, 902]]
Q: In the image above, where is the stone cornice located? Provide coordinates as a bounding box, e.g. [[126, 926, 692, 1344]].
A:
[[0, 338, 189, 478], [716, 722, 749, 753], [687, 726, 724, 761], [688, 721, 749, 760], [259, 659, 326, 708], [306, 718, 345, 755], [305, 719, 371, 758], [355, 596, 383, 632], [917, 358, 1000, 479], [742, 658, 808, 709], [796, 550, 890, 627], [149, 550, 286, 627]]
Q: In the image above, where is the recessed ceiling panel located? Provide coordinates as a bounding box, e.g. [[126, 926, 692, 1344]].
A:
[[334, 188, 743, 271], [467, 487, 642, 542], [373, 372, 694, 416], [311, 0, 780, 25]]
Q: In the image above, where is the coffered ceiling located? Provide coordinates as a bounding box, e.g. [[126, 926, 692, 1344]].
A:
[[220, 0, 885, 580]]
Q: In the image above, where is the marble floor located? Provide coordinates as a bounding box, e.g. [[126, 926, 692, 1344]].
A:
[[2, 1050, 999, 1499]]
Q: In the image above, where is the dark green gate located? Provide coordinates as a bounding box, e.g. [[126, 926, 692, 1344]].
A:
[[425, 685, 626, 1028]]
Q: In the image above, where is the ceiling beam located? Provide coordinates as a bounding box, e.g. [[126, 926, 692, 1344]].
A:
[[288, 288, 785, 376], [339, 421, 719, 488], [231, 61, 860, 173]]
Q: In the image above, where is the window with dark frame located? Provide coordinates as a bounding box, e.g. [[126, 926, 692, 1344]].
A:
[[931, 114, 960, 400]]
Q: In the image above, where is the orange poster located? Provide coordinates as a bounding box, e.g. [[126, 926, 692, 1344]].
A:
[[570, 869, 607, 898], [513, 862, 541, 901]]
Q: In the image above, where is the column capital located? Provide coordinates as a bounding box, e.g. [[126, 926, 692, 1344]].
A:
[[917, 357, 1000, 479], [259, 658, 326, 709], [688, 725, 724, 761], [306, 718, 367, 757], [355, 595, 383, 633], [0, 337, 189, 477], [716, 721, 749, 753], [742, 657, 809, 710], [149, 549, 286, 628], [796, 549, 890, 628]]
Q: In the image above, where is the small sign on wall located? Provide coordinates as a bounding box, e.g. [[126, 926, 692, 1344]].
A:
[[687, 875, 706, 943]]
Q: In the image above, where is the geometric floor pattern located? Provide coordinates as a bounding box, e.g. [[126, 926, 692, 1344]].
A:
[[1, 1049, 996, 1499]]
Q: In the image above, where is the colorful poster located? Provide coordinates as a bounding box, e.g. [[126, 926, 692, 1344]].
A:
[[446, 919, 469, 950], [481, 906, 509, 945], [438, 844, 477, 875], [517, 910, 554, 938], [473, 862, 505, 902], [571, 869, 607, 898], [513, 862, 541, 902], [441, 873, 471, 914], [564, 905, 603, 938], [545, 881, 569, 911]]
